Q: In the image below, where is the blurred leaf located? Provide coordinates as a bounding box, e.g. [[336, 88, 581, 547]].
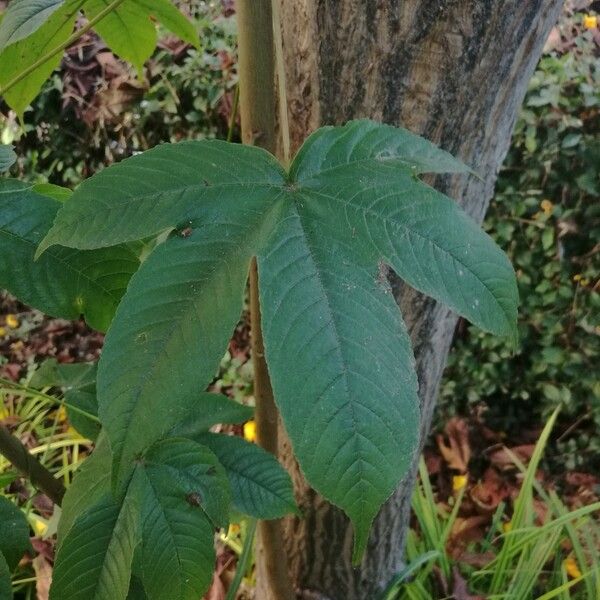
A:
[[84, 0, 157, 77], [0, 0, 65, 50], [0, 553, 12, 600], [135, 0, 198, 48], [0, 1, 78, 117], [0, 144, 16, 172]]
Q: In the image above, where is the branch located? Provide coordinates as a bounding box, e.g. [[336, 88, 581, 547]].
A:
[[237, 1, 295, 598], [0, 424, 65, 505]]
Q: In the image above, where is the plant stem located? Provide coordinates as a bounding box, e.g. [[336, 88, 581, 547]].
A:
[[0, 424, 65, 505], [271, 0, 290, 166], [225, 519, 257, 600], [237, 1, 295, 599], [227, 84, 240, 143], [0, 0, 126, 97]]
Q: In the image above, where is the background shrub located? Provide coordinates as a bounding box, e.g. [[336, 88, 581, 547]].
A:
[[439, 11, 600, 471]]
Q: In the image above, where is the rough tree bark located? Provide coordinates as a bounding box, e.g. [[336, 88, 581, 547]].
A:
[[271, 2, 564, 599]]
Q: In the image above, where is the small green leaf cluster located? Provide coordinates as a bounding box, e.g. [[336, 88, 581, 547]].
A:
[[1, 5, 236, 188], [52, 404, 296, 600], [0, 0, 200, 117], [439, 20, 599, 470], [1, 120, 518, 596]]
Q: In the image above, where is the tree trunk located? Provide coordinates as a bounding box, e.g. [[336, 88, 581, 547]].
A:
[[273, 2, 564, 598]]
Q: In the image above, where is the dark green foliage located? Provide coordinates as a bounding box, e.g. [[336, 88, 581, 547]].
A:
[[0, 495, 32, 597], [196, 433, 297, 520], [0, 179, 141, 331], [0, 496, 33, 571]]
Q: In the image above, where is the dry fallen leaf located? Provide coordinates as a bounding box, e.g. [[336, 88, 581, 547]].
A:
[[33, 555, 52, 600], [437, 417, 471, 472], [488, 444, 535, 471], [452, 566, 484, 600]]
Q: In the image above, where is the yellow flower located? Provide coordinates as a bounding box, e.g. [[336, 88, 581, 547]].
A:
[[243, 420, 256, 443], [540, 199, 553, 216], [502, 521, 512, 533], [0, 327, 6, 337], [583, 14, 598, 29], [56, 406, 68, 423], [564, 555, 582, 579], [452, 474, 468, 491], [573, 274, 582, 282], [67, 426, 85, 439], [31, 516, 48, 536], [5, 314, 19, 329]]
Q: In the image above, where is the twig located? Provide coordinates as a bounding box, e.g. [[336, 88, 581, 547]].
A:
[[0, 424, 65, 505]]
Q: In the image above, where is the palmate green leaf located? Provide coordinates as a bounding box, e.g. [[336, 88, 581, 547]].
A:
[[0, 144, 16, 172], [51, 473, 143, 600], [55, 437, 227, 600], [299, 176, 517, 339], [290, 120, 472, 179], [0, 0, 66, 50], [41, 120, 518, 558], [0, 179, 140, 331], [98, 216, 278, 484], [38, 140, 285, 253], [0, 496, 33, 570], [196, 433, 297, 519], [0, 0, 78, 117]]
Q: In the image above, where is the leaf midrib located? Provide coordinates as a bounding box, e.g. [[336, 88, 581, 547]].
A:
[[141, 469, 185, 598], [288, 200, 371, 525]]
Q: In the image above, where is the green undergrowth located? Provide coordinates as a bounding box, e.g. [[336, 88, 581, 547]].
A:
[[382, 409, 600, 600]]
